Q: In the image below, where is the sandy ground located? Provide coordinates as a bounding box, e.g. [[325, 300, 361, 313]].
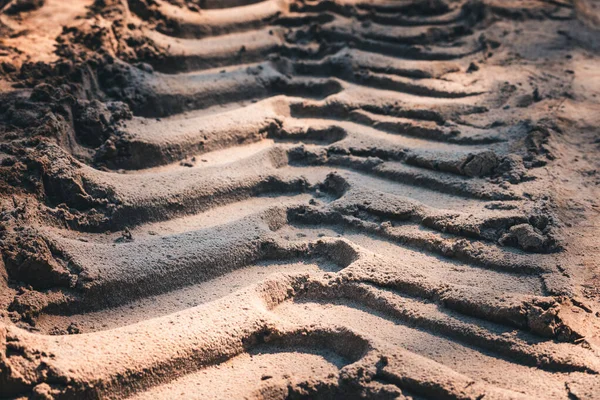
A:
[[1, 0, 600, 399]]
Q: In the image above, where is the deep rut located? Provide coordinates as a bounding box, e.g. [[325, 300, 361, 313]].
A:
[[1, 0, 600, 399]]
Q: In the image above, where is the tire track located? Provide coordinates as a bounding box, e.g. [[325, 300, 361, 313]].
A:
[[2, 0, 598, 399]]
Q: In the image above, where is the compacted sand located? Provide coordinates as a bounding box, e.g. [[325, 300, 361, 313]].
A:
[[1, 0, 600, 398]]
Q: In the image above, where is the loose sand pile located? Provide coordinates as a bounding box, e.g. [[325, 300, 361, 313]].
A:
[[1, 0, 600, 398]]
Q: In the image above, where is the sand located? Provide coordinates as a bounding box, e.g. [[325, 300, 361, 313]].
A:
[[1, 0, 600, 398]]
